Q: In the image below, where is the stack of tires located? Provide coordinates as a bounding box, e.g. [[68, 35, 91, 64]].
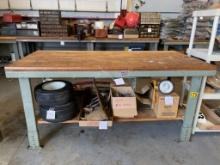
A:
[[34, 80, 79, 123]]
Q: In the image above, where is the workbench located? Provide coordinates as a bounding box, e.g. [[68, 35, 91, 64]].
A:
[[5, 50, 216, 149], [0, 36, 159, 59], [0, 36, 20, 61], [162, 39, 208, 51]]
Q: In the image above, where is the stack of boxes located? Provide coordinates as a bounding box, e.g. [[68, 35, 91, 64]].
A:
[[39, 10, 69, 37]]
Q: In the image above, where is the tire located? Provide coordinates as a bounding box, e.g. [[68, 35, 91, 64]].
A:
[[34, 80, 73, 106], [39, 101, 79, 123]]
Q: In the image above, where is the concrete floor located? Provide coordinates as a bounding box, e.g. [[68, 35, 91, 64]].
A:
[[0, 77, 220, 165]]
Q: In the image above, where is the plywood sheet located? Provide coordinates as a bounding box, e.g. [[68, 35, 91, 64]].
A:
[[0, 0, 9, 9], [31, 0, 58, 10], [107, 0, 121, 12], [133, 0, 183, 13], [59, 0, 75, 11], [9, 0, 31, 9], [76, 0, 107, 12], [5, 51, 216, 72]]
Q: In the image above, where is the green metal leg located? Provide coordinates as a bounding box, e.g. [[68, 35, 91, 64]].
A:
[[12, 43, 20, 60], [0, 130, 3, 141], [87, 42, 94, 51], [149, 43, 158, 50], [19, 78, 41, 149], [128, 78, 137, 91], [18, 42, 24, 58], [180, 76, 202, 142], [163, 44, 169, 51]]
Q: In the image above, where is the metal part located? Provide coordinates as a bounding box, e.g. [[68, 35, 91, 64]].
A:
[[83, 96, 100, 113], [158, 80, 174, 95], [6, 70, 216, 79], [180, 77, 202, 141], [19, 78, 41, 149]]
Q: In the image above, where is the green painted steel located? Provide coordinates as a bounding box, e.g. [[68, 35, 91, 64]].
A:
[[180, 77, 203, 142], [12, 43, 20, 60], [18, 42, 24, 58], [5, 70, 216, 79], [5, 65, 216, 148], [19, 78, 41, 149]]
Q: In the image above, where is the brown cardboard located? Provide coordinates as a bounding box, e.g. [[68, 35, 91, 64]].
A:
[[153, 92, 179, 118], [111, 86, 137, 118]]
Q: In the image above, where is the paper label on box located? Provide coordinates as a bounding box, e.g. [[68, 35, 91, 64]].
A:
[[46, 108, 56, 120], [148, 28, 152, 33], [118, 34, 123, 39], [60, 41, 65, 46], [99, 121, 108, 130], [165, 96, 173, 106], [114, 78, 125, 86], [120, 71, 128, 77]]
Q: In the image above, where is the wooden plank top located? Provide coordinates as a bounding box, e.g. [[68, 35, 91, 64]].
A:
[[0, 36, 16, 42], [163, 39, 208, 45], [5, 51, 216, 72]]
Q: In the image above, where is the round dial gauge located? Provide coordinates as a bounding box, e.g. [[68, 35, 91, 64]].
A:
[[158, 80, 174, 94]]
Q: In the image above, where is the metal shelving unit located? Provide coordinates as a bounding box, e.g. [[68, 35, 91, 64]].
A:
[[186, 9, 220, 133]]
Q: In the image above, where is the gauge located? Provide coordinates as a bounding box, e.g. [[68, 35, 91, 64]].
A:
[[158, 80, 174, 95]]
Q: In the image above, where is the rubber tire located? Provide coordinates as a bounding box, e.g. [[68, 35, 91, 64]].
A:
[[34, 80, 73, 106], [39, 101, 79, 123]]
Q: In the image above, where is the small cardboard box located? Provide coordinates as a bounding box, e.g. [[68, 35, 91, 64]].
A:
[[153, 93, 179, 118], [111, 86, 137, 118]]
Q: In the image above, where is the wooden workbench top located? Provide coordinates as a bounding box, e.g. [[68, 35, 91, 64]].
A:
[[5, 51, 216, 72], [0, 36, 16, 42], [162, 38, 208, 44], [0, 36, 159, 42]]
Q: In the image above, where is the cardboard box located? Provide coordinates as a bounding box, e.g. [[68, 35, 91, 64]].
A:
[[153, 92, 179, 118], [111, 86, 137, 118]]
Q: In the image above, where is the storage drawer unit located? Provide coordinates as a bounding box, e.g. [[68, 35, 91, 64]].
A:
[[139, 24, 160, 38], [139, 12, 161, 38], [39, 10, 69, 37]]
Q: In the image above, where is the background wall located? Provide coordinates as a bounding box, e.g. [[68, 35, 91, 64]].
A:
[[0, 0, 185, 19], [132, 0, 183, 18]]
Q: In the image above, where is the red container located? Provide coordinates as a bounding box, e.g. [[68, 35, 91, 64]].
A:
[[125, 12, 140, 28], [114, 16, 126, 28], [3, 13, 22, 23]]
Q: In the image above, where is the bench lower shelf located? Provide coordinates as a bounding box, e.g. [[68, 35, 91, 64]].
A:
[[37, 109, 184, 125], [195, 123, 220, 133]]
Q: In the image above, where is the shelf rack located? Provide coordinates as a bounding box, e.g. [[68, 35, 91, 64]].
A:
[[186, 9, 220, 133], [37, 109, 185, 125]]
